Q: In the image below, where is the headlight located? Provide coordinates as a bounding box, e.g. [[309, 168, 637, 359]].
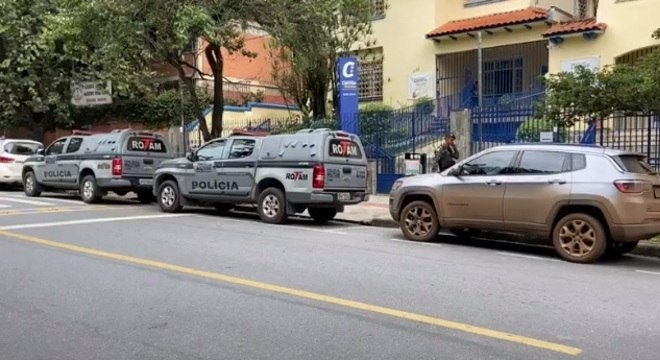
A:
[[391, 180, 403, 192]]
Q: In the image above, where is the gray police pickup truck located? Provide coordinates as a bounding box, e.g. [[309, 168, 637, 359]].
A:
[[153, 128, 370, 224], [22, 129, 172, 203]]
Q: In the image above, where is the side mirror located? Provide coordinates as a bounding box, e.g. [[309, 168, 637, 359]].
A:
[[36, 148, 44, 155], [447, 166, 461, 176], [185, 151, 196, 162]]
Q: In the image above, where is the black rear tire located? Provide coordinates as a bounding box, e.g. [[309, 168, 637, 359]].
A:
[[23, 171, 42, 197], [80, 175, 102, 204], [157, 180, 182, 213], [257, 187, 288, 224], [308, 207, 337, 224]]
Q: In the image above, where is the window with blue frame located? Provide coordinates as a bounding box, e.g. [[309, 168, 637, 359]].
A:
[[484, 58, 523, 96]]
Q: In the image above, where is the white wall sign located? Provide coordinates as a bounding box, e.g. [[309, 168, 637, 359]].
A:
[[539, 131, 554, 143], [71, 81, 113, 106], [405, 159, 420, 176], [560, 57, 600, 73], [408, 73, 434, 100]]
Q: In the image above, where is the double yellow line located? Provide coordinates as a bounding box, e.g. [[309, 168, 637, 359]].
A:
[[0, 229, 582, 356]]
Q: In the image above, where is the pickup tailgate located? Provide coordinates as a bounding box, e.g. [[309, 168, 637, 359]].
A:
[[324, 137, 367, 190]]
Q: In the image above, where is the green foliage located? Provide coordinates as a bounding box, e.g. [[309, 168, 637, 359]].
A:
[[266, 0, 375, 118], [359, 103, 394, 139], [0, 0, 98, 139], [517, 118, 566, 143], [53, 0, 270, 141], [70, 90, 210, 129], [539, 31, 660, 125]]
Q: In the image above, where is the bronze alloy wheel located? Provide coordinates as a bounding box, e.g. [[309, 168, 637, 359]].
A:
[[399, 201, 439, 242], [553, 213, 607, 263]]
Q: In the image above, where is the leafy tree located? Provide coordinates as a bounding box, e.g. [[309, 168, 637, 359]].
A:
[[538, 29, 660, 125], [266, 0, 376, 118], [0, 0, 96, 140], [58, 0, 271, 141]]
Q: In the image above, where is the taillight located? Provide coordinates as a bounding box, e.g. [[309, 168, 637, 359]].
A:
[[614, 180, 648, 193], [112, 157, 123, 176], [0, 156, 14, 163], [312, 164, 325, 189]]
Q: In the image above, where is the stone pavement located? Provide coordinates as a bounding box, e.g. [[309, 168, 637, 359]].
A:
[[322, 194, 660, 258]]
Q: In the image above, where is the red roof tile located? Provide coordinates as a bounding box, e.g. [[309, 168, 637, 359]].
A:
[[543, 18, 607, 37], [426, 7, 549, 38]]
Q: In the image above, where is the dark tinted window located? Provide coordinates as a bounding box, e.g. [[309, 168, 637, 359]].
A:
[[463, 150, 517, 176], [196, 140, 226, 161], [228, 139, 256, 159], [613, 155, 653, 174], [517, 151, 567, 174], [66, 137, 83, 153], [45, 139, 67, 155], [4, 142, 42, 155], [126, 137, 167, 153], [571, 153, 586, 171], [328, 139, 362, 159]]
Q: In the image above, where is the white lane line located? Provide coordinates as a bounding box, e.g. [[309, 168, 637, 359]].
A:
[[496, 251, 561, 262], [390, 238, 442, 247], [0, 197, 56, 206], [0, 214, 191, 230], [0, 204, 11, 209], [635, 270, 660, 277]]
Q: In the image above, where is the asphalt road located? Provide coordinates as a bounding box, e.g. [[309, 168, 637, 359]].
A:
[[0, 191, 659, 360]]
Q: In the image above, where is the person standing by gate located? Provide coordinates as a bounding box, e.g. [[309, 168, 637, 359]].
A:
[[435, 133, 459, 172]]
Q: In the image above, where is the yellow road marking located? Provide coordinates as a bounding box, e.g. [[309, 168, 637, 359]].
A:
[[0, 230, 582, 356], [0, 206, 114, 217]]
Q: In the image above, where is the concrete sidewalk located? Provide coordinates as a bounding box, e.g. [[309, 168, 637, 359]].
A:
[[325, 194, 660, 258]]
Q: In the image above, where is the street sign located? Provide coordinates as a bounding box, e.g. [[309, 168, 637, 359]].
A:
[[540, 131, 554, 143], [337, 56, 359, 134], [71, 81, 113, 107]]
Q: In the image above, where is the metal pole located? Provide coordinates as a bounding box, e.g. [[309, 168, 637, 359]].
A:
[[477, 31, 484, 151], [179, 80, 186, 156]]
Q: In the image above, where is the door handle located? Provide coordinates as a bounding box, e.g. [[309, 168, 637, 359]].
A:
[[485, 179, 503, 186], [548, 179, 567, 185]]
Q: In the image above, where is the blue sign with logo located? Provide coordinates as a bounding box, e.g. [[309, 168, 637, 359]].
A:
[[338, 56, 359, 134]]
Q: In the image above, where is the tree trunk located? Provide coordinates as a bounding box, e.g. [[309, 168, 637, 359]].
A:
[[205, 44, 224, 139], [169, 59, 210, 141], [309, 62, 328, 119]]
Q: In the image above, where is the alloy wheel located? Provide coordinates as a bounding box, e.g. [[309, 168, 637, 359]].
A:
[[558, 219, 597, 257]]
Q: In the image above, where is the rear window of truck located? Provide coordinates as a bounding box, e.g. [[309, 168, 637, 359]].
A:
[[126, 137, 167, 153], [613, 155, 654, 174], [4, 142, 42, 155], [328, 139, 362, 159]]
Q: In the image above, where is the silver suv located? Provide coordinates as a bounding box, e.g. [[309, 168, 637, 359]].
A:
[[389, 144, 660, 263]]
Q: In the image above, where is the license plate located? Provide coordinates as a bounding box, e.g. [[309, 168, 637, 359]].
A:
[[338, 192, 351, 201], [139, 178, 153, 186]]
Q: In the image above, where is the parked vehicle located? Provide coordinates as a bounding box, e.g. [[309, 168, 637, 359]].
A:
[[22, 129, 173, 203], [389, 144, 660, 263], [153, 128, 370, 224], [0, 139, 44, 187]]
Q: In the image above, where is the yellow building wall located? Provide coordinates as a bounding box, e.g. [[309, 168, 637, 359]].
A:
[[548, 0, 660, 73], [354, 0, 438, 107]]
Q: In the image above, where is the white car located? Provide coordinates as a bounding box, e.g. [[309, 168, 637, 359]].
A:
[[0, 139, 43, 187]]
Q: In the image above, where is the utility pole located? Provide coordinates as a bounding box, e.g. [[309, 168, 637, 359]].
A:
[[477, 31, 484, 151]]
